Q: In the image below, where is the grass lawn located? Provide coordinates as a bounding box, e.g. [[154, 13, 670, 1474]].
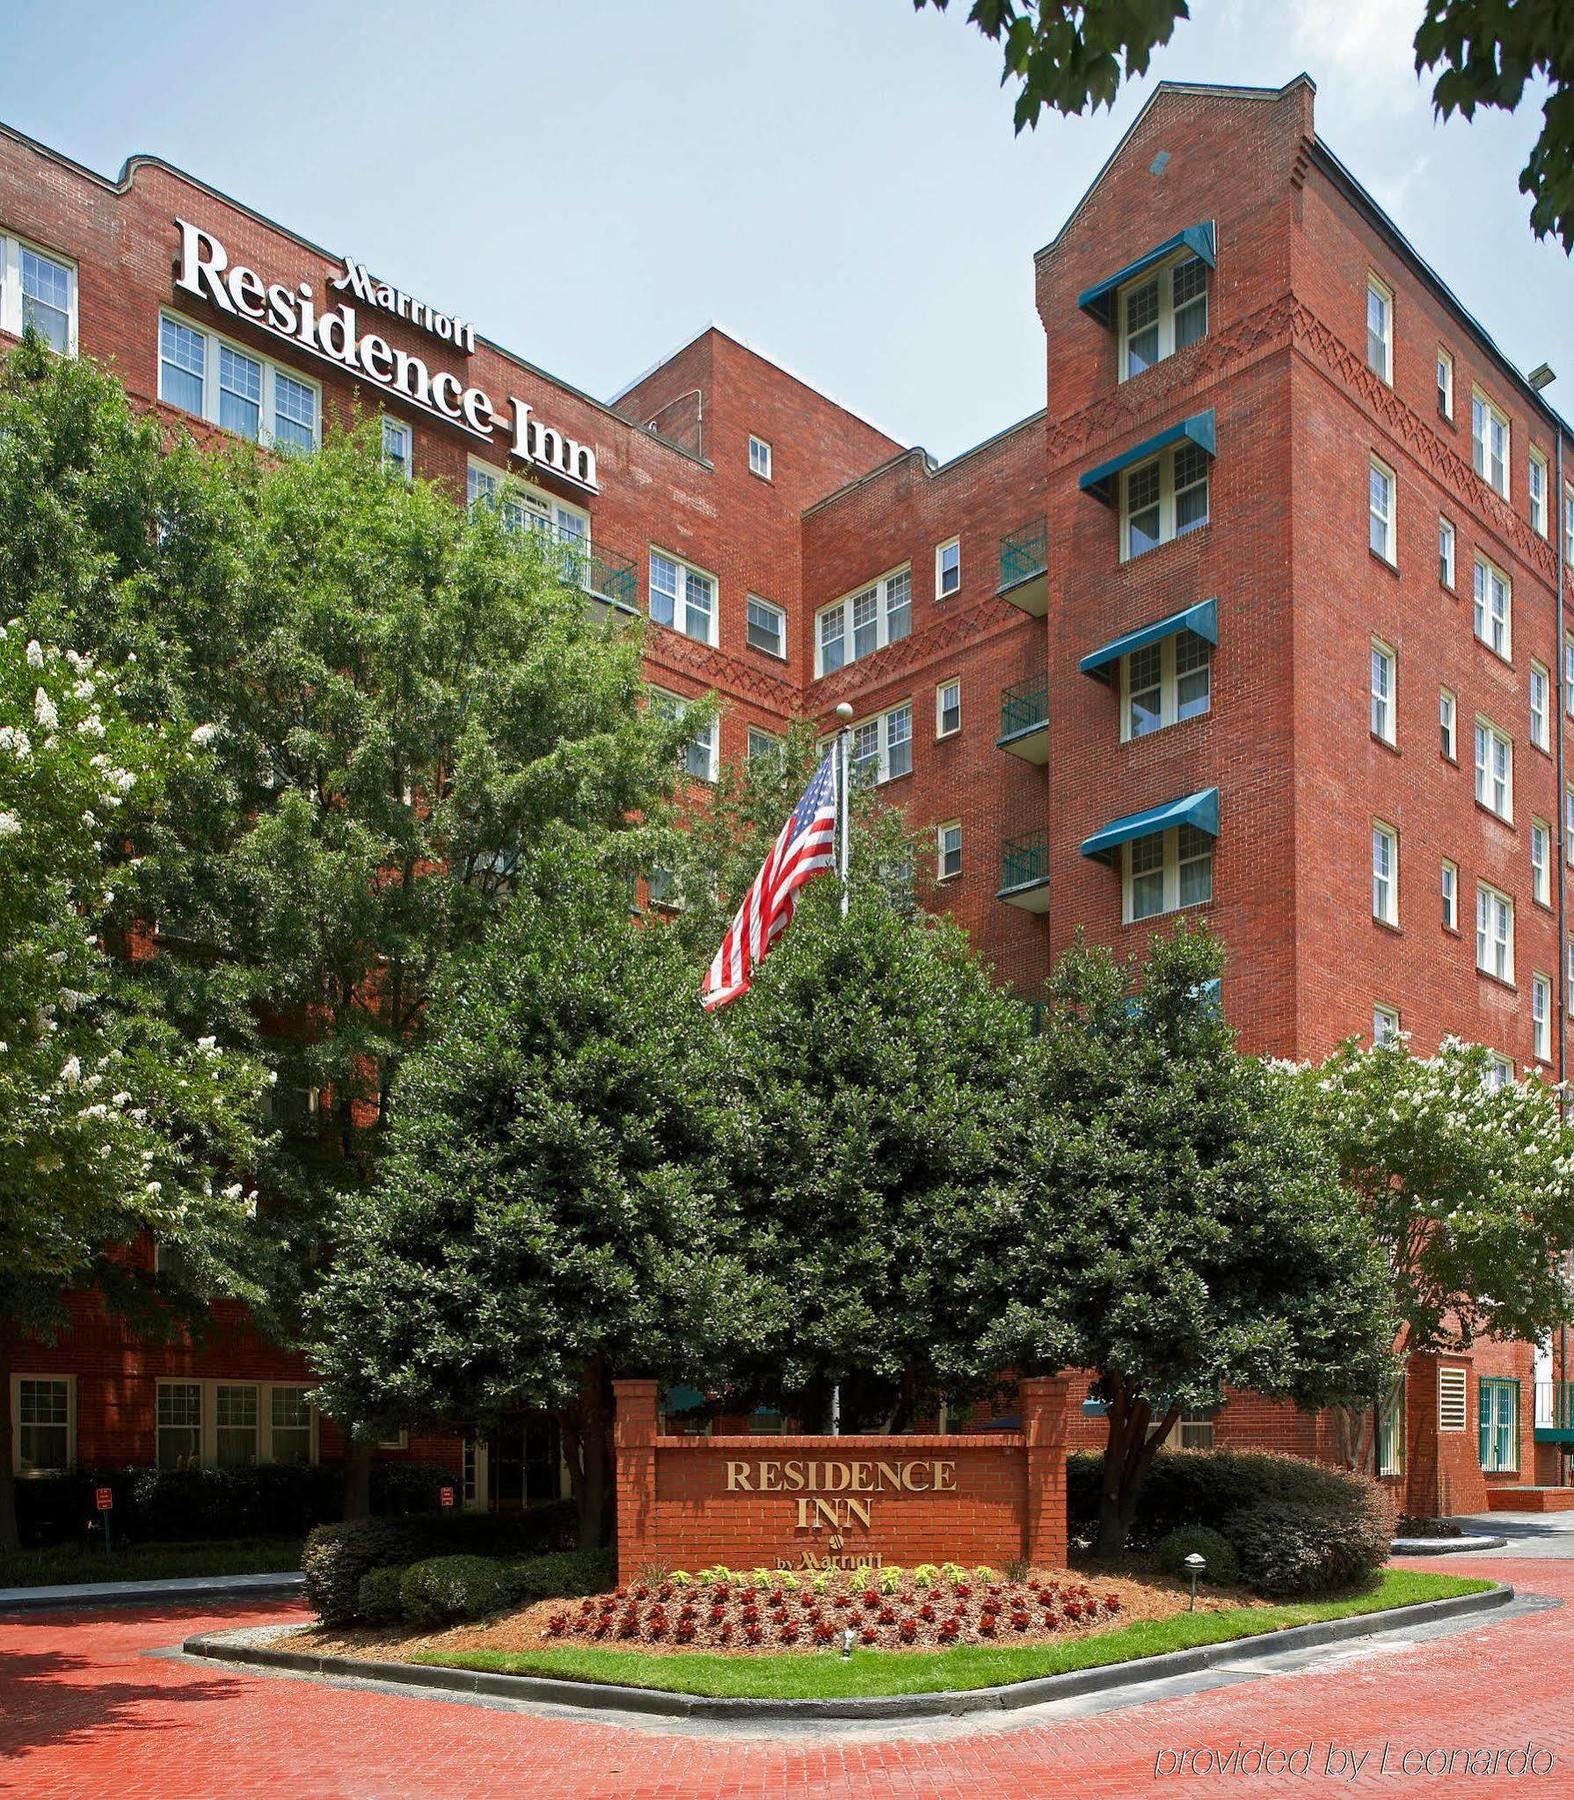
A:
[[0, 1537, 304, 1588], [411, 1570, 1493, 1701]]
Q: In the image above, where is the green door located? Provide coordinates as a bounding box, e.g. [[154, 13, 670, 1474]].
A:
[[1479, 1378, 1519, 1473]]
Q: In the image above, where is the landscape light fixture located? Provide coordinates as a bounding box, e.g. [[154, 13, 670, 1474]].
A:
[[842, 1626, 856, 1659], [1183, 1551, 1206, 1611]]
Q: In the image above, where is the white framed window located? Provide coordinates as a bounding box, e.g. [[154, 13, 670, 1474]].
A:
[[745, 594, 786, 658], [155, 1377, 316, 1468], [0, 234, 78, 354], [1476, 882, 1514, 983], [157, 312, 320, 451], [1440, 688, 1457, 761], [1484, 1052, 1515, 1092], [649, 549, 717, 645], [377, 1428, 410, 1451], [1366, 278, 1393, 383], [748, 434, 772, 480], [1178, 1411, 1216, 1450], [849, 701, 913, 785], [937, 821, 962, 881], [1370, 640, 1396, 743], [1472, 390, 1510, 498], [1534, 972, 1552, 1062], [1372, 821, 1399, 926], [1373, 1004, 1401, 1047], [1567, 634, 1574, 716], [651, 689, 718, 782], [270, 1386, 315, 1466], [1474, 718, 1513, 821], [1436, 348, 1454, 420], [1472, 555, 1511, 661], [466, 461, 500, 509], [1567, 784, 1574, 866], [1122, 633, 1212, 740], [1123, 825, 1214, 923], [815, 566, 911, 676], [1439, 517, 1455, 589], [935, 537, 961, 599], [746, 725, 782, 762], [1118, 253, 1208, 379], [1531, 661, 1551, 752], [1529, 449, 1549, 536], [646, 867, 682, 911], [1566, 484, 1574, 565], [1441, 859, 1458, 932], [157, 1381, 203, 1470], [1533, 817, 1552, 906], [1368, 458, 1396, 562], [936, 678, 961, 738], [381, 416, 413, 480], [1122, 441, 1209, 559], [215, 1383, 260, 1469], [12, 1375, 74, 1475]]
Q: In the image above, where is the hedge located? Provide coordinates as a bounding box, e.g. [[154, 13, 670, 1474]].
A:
[[401, 1555, 510, 1626], [355, 1564, 408, 1626], [312, 1543, 614, 1628], [1228, 1500, 1392, 1598]]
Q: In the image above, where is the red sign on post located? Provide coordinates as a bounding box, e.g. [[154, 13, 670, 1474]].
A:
[[95, 1488, 113, 1512], [439, 1485, 455, 1509]]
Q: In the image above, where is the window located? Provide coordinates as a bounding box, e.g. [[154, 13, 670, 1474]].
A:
[[935, 537, 961, 599], [652, 690, 718, 782], [1476, 882, 1514, 982], [649, 550, 716, 645], [1566, 484, 1574, 566], [466, 462, 500, 510], [1479, 1377, 1519, 1473], [1485, 1051, 1514, 1091], [748, 435, 772, 479], [745, 594, 786, 658], [1567, 785, 1574, 866], [1373, 1004, 1400, 1047], [1474, 718, 1513, 821], [14, 1377, 71, 1474], [1370, 640, 1396, 743], [1122, 441, 1209, 559], [1530, 449, 1549, 536], [1439, 688, 1457, 760], [1366, 278, 1393, 383], [849, 702, 913, 785], [937, 821, 962, 881], [1532, 662, 1551, 752], [0, 235, 77, 353], [815, 567, 911, 676], [1567, 634, 1574, 716], [1441, 860, 1458, 931], [1472, 556, 1511, 660], [1123, 825, 1213, 923], [215, 1384, 259, 1469], [1372, 822, 1399, 925], [746, 726, 781, 762], [1472, 391, 1510, 497], [1436, 348, 1454, 421], [381, 416, 412, 480], [1177, 1411, 1216, 1451], [1118, 253, 1208, 379], [1439, 517, 1455, 589], [646, 867, 681, 911], [157, 313, 320, 451], [1533, 818, 1552, 906], [157, 1382, 203, 1470], [270, 1387, 313, 1466], [1121, 634, 1211, 740], [1368, 459, 1396, 562], [936, 678, 961, 738], [1533, 972, 1552, 1062], [1377, 1377, 1406, 1477]]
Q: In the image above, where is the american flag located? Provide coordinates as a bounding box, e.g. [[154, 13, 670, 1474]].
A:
[[702, 748, 839, 1010]]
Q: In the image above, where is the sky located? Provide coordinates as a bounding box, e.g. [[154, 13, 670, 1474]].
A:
[[3, 0, 1570, 461]]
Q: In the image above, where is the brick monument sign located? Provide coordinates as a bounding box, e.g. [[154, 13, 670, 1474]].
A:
[[612, 1376, 1071, 1583]]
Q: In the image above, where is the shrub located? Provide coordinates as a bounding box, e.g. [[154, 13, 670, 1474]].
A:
[[356, 1564, 408, 1626], [1152, 1526, 1241, 1587], [502, 1547, 616, 1606], [1226, 1499, 1391, 1598], [400, 1555, 509, 1626], [302, 1518, 432, 1625]]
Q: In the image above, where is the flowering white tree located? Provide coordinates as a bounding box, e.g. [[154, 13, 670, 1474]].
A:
[[0, 625, 266, 1548]]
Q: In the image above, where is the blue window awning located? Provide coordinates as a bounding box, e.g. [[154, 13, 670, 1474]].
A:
[[1079, 598, 1218, 682], [1077, 222, 1217, 326], [1080, 788, 1220, 864], [1078, 410, 1215, 506]]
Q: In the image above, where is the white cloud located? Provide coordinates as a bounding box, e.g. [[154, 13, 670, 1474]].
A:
[[1291, 0, 1424, 99]]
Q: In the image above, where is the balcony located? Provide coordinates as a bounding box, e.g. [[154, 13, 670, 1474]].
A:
[[515, 515, 639, 620], [997, 829, 1051, 912], [1534, 1381, 1574, 1444], [997, 520, 1048, 617], [997, 678, 1049, 763]]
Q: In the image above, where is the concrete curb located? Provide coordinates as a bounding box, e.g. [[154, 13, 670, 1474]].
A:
[[0, 1570, 304, 1613], [182, 1581, 1514, 1723], [1392, 1535, 1508, 1556]]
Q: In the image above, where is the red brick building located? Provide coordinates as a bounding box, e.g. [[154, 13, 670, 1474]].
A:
[[3, 73, 1569, 1517]]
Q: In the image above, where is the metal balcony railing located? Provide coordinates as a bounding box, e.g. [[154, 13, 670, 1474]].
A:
[[998, 520, 1048, 591], [999, 829, 1051, 896], [999, 678, 1049, 741], [1534, 1380, 1574, 1437], [507, 513, 639, 615]]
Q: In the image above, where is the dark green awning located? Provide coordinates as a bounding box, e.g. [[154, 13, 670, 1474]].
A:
[[1077, 222, 1217, 325], [1080, 599, 1218, 682], [1080, 788, 1220, 864], [1079, 410, 1216, 506]]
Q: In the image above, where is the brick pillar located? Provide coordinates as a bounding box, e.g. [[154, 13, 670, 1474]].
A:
[[1020, 1374, 1071, 1569], [1406, 1353, 1488, 1519], [612, 1379, 659, 1585]]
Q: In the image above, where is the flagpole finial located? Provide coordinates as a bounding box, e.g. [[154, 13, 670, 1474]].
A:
[[834, 702, 854, 721]]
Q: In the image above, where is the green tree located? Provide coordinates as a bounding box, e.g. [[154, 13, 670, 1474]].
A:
[[1289, 1034, 1574, 1468], [0, 620, 266, 1548], [310, 853, 753, 1547], [916, 0, 1574, 250], [979, 927, 1394, 1557]]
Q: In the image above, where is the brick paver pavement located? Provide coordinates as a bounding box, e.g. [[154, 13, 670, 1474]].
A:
[[1, 1553, 1569, 1799]]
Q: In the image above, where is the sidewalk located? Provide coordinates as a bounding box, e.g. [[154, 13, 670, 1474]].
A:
[[0, 1568, 304, 1612]]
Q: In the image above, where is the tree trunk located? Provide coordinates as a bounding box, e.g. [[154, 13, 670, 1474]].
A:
[[1094, 1383, 1181, 1559], [577, 1360, 612, 1550], [0, 1355, 18, 1553], [342, 1433, 373, 1521]]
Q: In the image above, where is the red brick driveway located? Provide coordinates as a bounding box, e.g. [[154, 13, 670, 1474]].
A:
[[2, 1552, 1568, 1799]]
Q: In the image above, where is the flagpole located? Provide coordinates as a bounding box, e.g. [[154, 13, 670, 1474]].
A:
[[834, 701, 854, 922]]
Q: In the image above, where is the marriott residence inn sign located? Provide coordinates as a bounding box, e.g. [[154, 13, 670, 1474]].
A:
[[172, 219, 599, 490]]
